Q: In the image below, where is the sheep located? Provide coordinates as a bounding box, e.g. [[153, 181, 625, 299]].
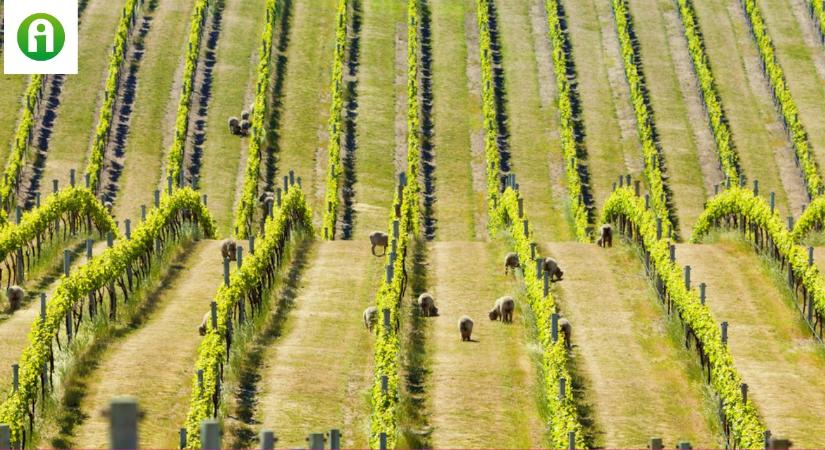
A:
[[103, 201, 113, 215], [489, 296, 515, 323], [228, 117, 240, 135], [369, 231, 389, 256], [240, 120, 251, 136], [6, 286, 25, 312], [198, 311, 211, 336], [597, 224, 613, 248], [258, 191, 275, 205], [417, 293, 437, 317], [221, 239, 237, 262], [542, 258, 564, 282], [504, 252, 520, 275], [459, 316, 474, 341], [559, 317, 572, 349], [364, 306, 378, 332], [241, 110, 250, 121]]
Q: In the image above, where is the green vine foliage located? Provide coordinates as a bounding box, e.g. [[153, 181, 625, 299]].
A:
[[85, 0, 144, 192], [183, 186, 312, 447], [611, 0, 677, 233], [0, 188, 215, 443], [604, 187, 764, 446], [233, 0, 281, 239], [0, 76, 46, 221], [807, 0, 825, 45], [694, 187, 825, 330], [0, 187, 118, 286], [367, 1, 426, 444], [674, 0, 741, 183], [740, 0, 823, 197], [167, 0, 212, 188], [475, 0, 584, 444], [321, 0, 349, 240], [543, 0, 591, 240]]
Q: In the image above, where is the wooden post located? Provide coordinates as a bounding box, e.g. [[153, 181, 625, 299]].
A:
[[64, 250, 71, 277], [66, 310, 73, 343], [109, 397, 139, 449], [393, 220, 400, 239], [808, 247, 814, 267], [522, 219, 529, 237], [383, 309, 390, 332], [15, 249, 23, 284], [70, 169, 76, 187], [558, 377, 566, 399], [237, 246, 244, 269], [741, 383, 748, 404], [289, 170, 295, 186], [721, 321, 728, 345], [379, 432, 387, 450], [644, 194, 650, 209], [543, 270, 550, 297], [167, 176, 173, 194], [517, 198, 524, 217], [249, 236, 255, 255], [179, 428, 187, 449], [329, 429, 341, 450], [568, 431, 575, 450], [12, 364, 18, 392], [684, 266, 691, 290], [223, 257, 230, 286], [625, 174, 631, 186], [283, 176, 289, 193], [634, 180, 640, 196], [200, 420, 220, 450], [125, 219, 131, 240], [770, 192, 775, 214], [649, 438, 663, 450], [85, 173, 91, 188], [753, 179, 759, 196], [197, 369, 204, 392], [0, 424, 9, 450], [618, 174, 623, 187], [53, 179, 58, 193], [203, 194, 208, 207], [530, 243, 536, 260], [15, 207, 21, 225], [656, 218, 662, 240], [677, 442, 692, 450], [551, 313, 559, 343], [40, 293, 46, 321], [108, 232, 114, 248], [308, 433, 324, 450], [259, 430, 276, 450], [210, 301, 217, 330], [36, 192, 41, 208], [764, 430, 771, 449], [87, 239, 93, 260], [535, 259, 543, 280], [669, 245, 675, 262], [381, 375, 388, 394], [788, 216, 793, 231], [386, 264, 393, 283], [154, 190, 160, 208], [699, 283, 706, 305]]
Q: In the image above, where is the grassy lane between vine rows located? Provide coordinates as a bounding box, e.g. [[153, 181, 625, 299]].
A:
[[428, 0, 481, 241], [113, 0, 198, 221], [757, 0, 825, 172], [625, 0, 709, 238], [68, 240, 222, 447], [350, 0, 404, 236], [254, 241, 380, 447], [677, 237, 825, 446], [38, 0, 130, 191], [544, 242, 720, 447], [564, 0, 642, 212], [427, 241, 546, 447], [198, 0, 269, 235], [0, 241, 108, 396], [495, 0, 571, 241], [274, 0, 337, 218], [691, 0, 805, 217]]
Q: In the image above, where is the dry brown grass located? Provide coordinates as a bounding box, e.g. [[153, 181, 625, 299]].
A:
[[545, 242, 720, 447]]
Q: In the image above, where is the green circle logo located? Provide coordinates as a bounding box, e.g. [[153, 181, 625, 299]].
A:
[[17, 13, 66, 61]]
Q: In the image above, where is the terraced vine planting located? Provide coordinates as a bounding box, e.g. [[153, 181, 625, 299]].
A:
[[3, 0, 825, 446]]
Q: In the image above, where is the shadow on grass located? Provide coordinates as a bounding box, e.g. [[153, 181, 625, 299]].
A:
[[341, 0, 363, 240]]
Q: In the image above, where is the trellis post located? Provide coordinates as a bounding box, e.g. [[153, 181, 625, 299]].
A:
[[109, 397, 139, 450]]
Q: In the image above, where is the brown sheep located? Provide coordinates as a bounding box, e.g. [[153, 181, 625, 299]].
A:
[[597, 224, 613, 248], [198, 311, 211, 336], [459, 316, 474, 341], [559, 317, 572, 349], [228, 117, 240, 135], [221, 239, 237, 262], [542, 258, 564, 282], [6, 286, 25, 312], [239, 120, 251, 136], [489, 296, 515, 323], [418, 293, 437, 317], [369, 231, 389, 256], [364, 306, 378, 332], [504, 252, 520, 275]]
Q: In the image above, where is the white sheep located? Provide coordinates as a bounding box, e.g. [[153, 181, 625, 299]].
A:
[[417, 293, 437, 317], [364, 306, 378, 332], [488, 296, 515, 323]]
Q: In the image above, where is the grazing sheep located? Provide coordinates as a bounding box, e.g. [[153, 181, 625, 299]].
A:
[[418, 293, 436, 317], [103, 201, 113, 215], [488, 296, 515, 323], [198, 311, 211, 336], [542, 258, 564, 282], [228, 117, 240, 135], [597, 224, 613, 248], [369, 231, 389, 256], [241, 110, 250, 121], [258, 191, 274, 204], [364, 306, 378, 332], [221, 239, 237, 262], [504, 252, 520, 275], [459, 316, 474, 341], [240, 120, 251, 136], [559, 317, 572, 348], [6, 286, 25, 312]]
